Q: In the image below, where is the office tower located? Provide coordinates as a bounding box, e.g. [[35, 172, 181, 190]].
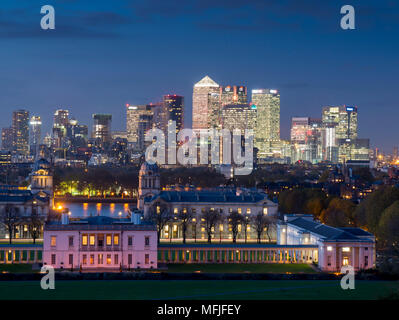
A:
[[53, 109, 69, 148], [220, 86, 247, 105], [290, 117, 322, 163], [126, 105, 153, 152], [12, 109, 29, 155], [29, 116, 42, 157], [221, 103, 257, 133], [337, 138, 370, 163], [1, 127, 14, 151], [251, 89, 280, 158], [322, 106, 358, 140], [67, 119, 88, 148], [92, 114, 112, 145], [322, 124, 338, 163], [163, 94, 184, 133], [148, 102, 167, 132], [192, 75, 220, 131]]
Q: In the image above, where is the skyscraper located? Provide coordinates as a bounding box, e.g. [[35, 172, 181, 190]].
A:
[[192, 75, 220, 131], [163, 94, 184, 134], [322, 106, 358, 140], [92, 114, 112, 146], [1, 127, 13, 151], [126, 105, 153, 152], [251, 89, 280, 158], [29, 116, 42, 157], [12, 109, 29, 155], [53, 109, 69, 149]]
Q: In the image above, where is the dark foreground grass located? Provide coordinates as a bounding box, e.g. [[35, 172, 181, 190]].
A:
[[0, 280, 397, 300], [165, 263, 316, 273], [0, 264, 35, 273]]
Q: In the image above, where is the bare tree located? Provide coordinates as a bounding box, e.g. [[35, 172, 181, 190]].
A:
[[251, 212, 274, 243], [177, 208, 194, 244], [227, 211, 243, 243], [0, 204, 21, 244], [201, 208, 221, 243], [146, 201, 173, 244], [242, 215, 250, 243], [27, 205, 43, 244]]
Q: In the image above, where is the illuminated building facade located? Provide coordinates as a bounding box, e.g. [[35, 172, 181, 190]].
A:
[[1, 127, 13, 151], [251, 89, 280, 158], [92, 114, 112, 146], [126, 105, 153, 152], [192, 75, 220, 131], [163, 94, 184, 133], [29, 116, 41, 157], [52, 109, 69, 149], [322, 106, 358, 140], [12, 109, 30, 156]]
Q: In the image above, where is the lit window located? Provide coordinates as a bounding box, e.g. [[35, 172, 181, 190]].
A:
[[263, 208, 268, 215], [89, 235, 95, 246], [106, 255, 111, 265], [327, 246, 333, 251], [246, 208, 251, 214], [50, 236, 56, 247], [106, 235, 112, 246], [342, 247, 350, 252], [238, 208, 242, 214], [113, 235, 119, 246], [174, 208, 178, 214], [82, 235, 88, 246]]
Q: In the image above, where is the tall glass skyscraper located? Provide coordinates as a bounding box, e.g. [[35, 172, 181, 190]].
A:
[[322, 105, 358, 140], [92, 114, 112, 145], [29, 115, 42, 157], [192, 75, 219, 131], [12, 109, 30, 156], [163, 94, 184, 133], [251, 89, 280, 158]]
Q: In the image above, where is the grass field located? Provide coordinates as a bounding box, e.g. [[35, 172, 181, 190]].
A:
[[0, 264, 35, 273], [0, 280, 397, 300], [165, 263, 316, 273]]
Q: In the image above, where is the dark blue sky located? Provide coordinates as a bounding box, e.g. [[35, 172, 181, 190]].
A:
[[0, 0, 398, 152]]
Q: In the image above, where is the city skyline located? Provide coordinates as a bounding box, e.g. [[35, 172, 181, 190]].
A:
[[0, 0, 399, 152]]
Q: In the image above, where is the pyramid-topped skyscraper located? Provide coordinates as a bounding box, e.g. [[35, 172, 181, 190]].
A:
[[192, 75, 220, 131]]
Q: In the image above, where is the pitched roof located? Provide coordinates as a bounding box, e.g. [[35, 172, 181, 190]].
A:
[[194, 75, 219, 88], [146, 190, 272, 205], [286, 217, 373, 242]]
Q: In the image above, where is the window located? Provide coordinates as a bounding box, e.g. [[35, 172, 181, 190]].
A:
[[114, 254, 119, 265], [82, 235, 88, 246], [263, 208, 268, 215], [83, 255, 87, 265], [106, 255, 111, 265], [106, 234, 112, 246], [98, 254, 103, 265], [89, 235, 95, 246], [145, 254, 149, 264], [174, 208, 178, 214], [97, 234, 104, 247], [69, 254, 73, 265], [145, 236, 150, 246], [327, 256, 331, 266], [90, 255, 94, 265], [238, 208, 242, 214], [342, 247, 350, 252], [113, 235, 119, 246], [342, 257, 349, 266], [327, 246, 333, 251], [68, 236, 74, 247], [51, 254, 56, 265], [364, 256, 368, 267], [128, 236, 133, 246], [246, 208, 251, 214], [128, 254, 132, 265], [50, 236, 56, 247]]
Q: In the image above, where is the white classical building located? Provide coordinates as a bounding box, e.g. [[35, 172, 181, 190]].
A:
[[277, 214, 375, 272], [138, 162, 278, 241], [43, 214, 157, 270]]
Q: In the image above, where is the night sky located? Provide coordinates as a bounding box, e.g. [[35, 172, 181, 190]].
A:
[[0, 0, 398, 152]]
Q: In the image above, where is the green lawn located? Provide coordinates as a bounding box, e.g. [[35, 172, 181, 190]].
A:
[[0, 280, 397, 300], [165, 263, 316, 273]]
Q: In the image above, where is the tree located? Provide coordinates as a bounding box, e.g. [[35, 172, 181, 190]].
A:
[[146, 202, 173, 244], [378, 200, 399, 253], [176, 208, 194, 244], [227, 211, 243, 243], [27, 206, 43, 244], [320, 198, 355, 227], [242, 215, 250, 243], [251, 212, 274, 243], [0, 204, 21, 244], [201, 208, 221, 243]]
